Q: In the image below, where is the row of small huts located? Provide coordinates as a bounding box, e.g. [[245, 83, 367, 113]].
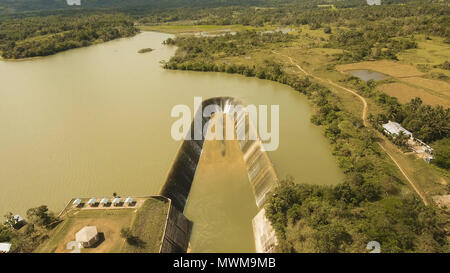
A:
[[72, 197, 135, 207]]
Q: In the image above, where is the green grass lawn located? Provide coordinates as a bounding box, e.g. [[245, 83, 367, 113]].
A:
[[121, 197, 170, 253], [36, 208, 134, 253], [35, 197, 170, 253]]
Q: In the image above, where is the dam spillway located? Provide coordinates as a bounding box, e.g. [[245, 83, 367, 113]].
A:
[[159, 97, 279, 253], [160, 97, 279, 213]]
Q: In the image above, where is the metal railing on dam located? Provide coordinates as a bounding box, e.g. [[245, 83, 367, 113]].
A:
[[159, 97, 280, 213]]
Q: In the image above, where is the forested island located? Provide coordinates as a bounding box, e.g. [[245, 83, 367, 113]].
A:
[[0, 0, 449, 253]]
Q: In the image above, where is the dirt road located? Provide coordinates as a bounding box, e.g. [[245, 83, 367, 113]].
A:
[[273, 51, 428, 205]]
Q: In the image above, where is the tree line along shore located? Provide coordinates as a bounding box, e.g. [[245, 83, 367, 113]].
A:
[[0, 0, 449, 252]]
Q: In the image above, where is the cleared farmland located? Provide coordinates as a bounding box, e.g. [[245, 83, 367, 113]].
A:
[[377, 82, 450, 108]]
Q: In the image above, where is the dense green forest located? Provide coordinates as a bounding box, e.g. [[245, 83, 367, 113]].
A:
[[0, 0, 448, 253], [433, 138, 450, 169], [162, 10, 449, 250], [265, 77, 447, 252], [0, 0, 263, 12], [0, 0, 401, 13], [266, 178, 446, 252], [165, 47, 449, 251], [164, 31, 296, 66], [0, 0, 448, 59], [0, 14, 137, 58], [0, 206, 58, 253]]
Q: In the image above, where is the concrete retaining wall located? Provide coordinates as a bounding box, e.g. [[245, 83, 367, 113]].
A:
[[160, 200, 193, 253], [160, 97, 279, 253], [252, 208, 278, 253], [160, 97, 279, 212]]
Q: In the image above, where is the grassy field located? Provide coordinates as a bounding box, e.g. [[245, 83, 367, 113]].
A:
[[303, 35, 449, 203], [335, 60, 425, 78], [36, 208, 134, 253], [397, 35, 450, 79], [377, 82, 450, 108], [401, 77, 450, 94], [335, 60, 450, 107], [35, 197, 169, 253], [379, 138, 449, 202], [333, 33, 450, 108], [122, 197, 170, 253], [268, 27, 450, 203]]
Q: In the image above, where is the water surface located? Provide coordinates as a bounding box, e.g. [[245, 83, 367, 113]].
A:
[[184, 116, 258, 252], [0, 32, 343, 252], [347, 69, 388, 81]]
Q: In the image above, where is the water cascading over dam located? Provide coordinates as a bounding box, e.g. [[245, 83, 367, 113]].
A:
[[160, 97, 279, 212], [159, 97, 279, 252]]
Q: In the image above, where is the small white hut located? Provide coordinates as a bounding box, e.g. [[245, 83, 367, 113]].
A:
[[75, 226, 99, 248]]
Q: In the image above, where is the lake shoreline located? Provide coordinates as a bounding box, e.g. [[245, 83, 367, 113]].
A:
[[0, 31, 343, 252]]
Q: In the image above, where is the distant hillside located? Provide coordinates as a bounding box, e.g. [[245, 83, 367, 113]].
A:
[[0, 0, 426, 14], [0, 0, 261, 13]]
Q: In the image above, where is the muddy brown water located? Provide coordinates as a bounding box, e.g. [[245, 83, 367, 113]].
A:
[[0, 31, 343, 252]]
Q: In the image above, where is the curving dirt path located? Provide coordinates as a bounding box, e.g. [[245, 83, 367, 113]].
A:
[[273, 51, 428, 205], [378, 143, 428, 205], [325, 79, 369, 127]]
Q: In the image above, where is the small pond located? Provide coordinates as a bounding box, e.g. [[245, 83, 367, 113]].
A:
[[347, 69, 388, 81]]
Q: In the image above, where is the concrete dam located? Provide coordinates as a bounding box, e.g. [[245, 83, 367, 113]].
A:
[[159, 97, 279, 253]]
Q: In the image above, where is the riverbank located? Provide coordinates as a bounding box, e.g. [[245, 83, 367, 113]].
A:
[[1, 0, 448, 253], [0, 31, 343, 252], [162, 25, 449, 202], [162, 28, 449, 252]]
